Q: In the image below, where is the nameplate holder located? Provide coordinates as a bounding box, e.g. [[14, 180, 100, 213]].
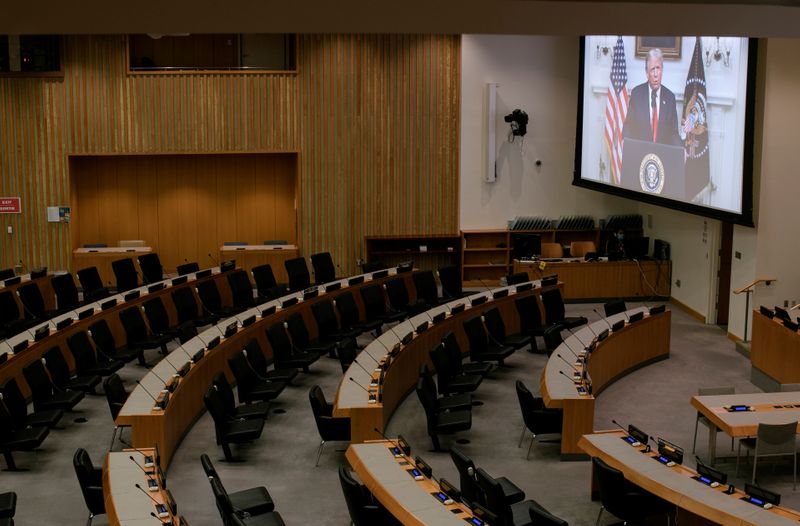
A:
[[372, 270, 389, 279], [492, 288, 509, 299], [742, 483, 780, 508], [281, 297, 298, 308], [34, 326, 49, 341], [260, 305, 276, 318], [148, 283, 165, 293], [223, 322, 237, 338], [124, 290, 140, 301], [325, 281, 341, 292], [628, 311, 644, 323], [241, 315, 256, 328], [470, 296, 487, 307], [206, 336, 220, 351], [78, 308, 94, 320], [195, 269, 212, 279], [13, 340, 28, 354], [515, 282, 533, 293], [56, 318, 73, 331], [348, 276, 364, 286], [171, 276, 188, 286], [101, 298, 118, 310]]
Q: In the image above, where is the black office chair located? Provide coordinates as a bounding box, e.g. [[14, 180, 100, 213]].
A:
[[334, 291, 382, 335], [51, 273, 81, 311], [171, 286, 219, 327], [542, 325, 563, 357], [415, 378, 472, 451], [111, 257, 138, 293], [284, 257, 311, 292], [463, 315, 515, 366], [0, 491, 16, 526], [0, 269, 13, 281], [242, 338, 298, 383], [211, 372, 270, 421], [506, 272, 529, 286], [0, 291, 32, 339], [412, 270, 445, 307], [450, 447, 525, 508], [592, 455, 674, 526], [73, 448, 105, 526], [310, 251, 337, 284], [176, 262, 200, 276], [603, 299, 627, 317], [43, 345, 102, 394], [540, 288, 587, 330], [311, 300, 360, 349], [529, 503, 569, 526], [137, 253, 163, 284], [17, 282, 55, 320], [265, 322, 320, 373], [285, 312, 339, 358], [118, 306, 173, 360], [0, 399, 50, 471], [88, 318, 144, 365], [429, 343, 483, 395], [384, 277, 427, 317], [359, 283, 405, 327], [483, 307, 532, 351], [201, 453, 275, 517], [338, 466, 400, 526], [361, 261, 388, 273], [228, 270, 260, 308], [197, 280, 245, 318], [515, 295, 546, 353], [251, 264, 287, 301], [515, 380, 563, 459], [419, 364, 472, 413], [308, 385, 351, 466], [66, 331, 125, 377], [337, 337, 358, 373], [102, 373, 128, 449], [204, 385, 265, 462], [22, 358, 85, 412], [441, 331, 492, 377], [438, 265, 464, 299], [142, 297, 181, 341], [76, 267, 110, 302], [227, 351, 287, 405], [211, 477, 286, 526], [1, 377, 63, 429], [475, 467, 542, 526]]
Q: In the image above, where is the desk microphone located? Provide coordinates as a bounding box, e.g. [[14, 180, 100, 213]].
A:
[[611, 419, 628, 433], [349, 377, 377, 403], [161, 359, 181, 378], [207, 253, 219, 266], [129, 455, 158, 487], [476, 278, 493, 293], [118, 438, 156, 467], [358, 349, 381, 366], [558, 370, 580, 383], [352, 359, 379, 383], [136, 380, 163, 404], [148, 368, 170, 389], [564, 326, 590, 347], [197, 327, 223, 346], [135, 484, 169, 517], [150, 511, 173, 525], [592, 309, 614, 331], [556, 354, 581, 374], [372, 427, 409, 457]]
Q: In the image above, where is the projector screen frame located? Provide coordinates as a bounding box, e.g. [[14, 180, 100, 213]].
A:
[[572, 36, 757, 227]]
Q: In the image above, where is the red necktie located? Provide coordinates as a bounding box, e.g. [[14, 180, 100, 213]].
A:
[[651, 90, 658, 143]]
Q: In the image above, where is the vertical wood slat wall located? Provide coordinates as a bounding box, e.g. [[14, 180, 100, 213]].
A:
[[0, 34, 459, 274]]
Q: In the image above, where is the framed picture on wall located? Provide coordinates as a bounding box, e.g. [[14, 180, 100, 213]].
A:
[[635, 36, 682, 60]]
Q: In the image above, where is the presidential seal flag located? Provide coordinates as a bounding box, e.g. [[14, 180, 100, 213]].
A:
[[604, 36, 629, 186], [682, 37, 710, 200]]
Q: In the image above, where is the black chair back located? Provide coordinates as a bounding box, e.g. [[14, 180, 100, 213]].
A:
[[286, 313, 312, 349], [384, 278, 410, 311], [441, 331, 465, 374], [73, 448, 105, 517], [266, 323, 294, 364], [119, 306, 150, 345], [227, 270, 254, 308], [176, 262, 200, 276], [0, 291, 22, 326], [77, 266, 108, 301], [252, 264, 280, 298], [284, 257, 311, 292], [1, 378, 31, 427], [592, 456, 629, 519], [51, 273, 80, 311], [17, 283, 45, 319], [338, 337, 357, 373], [196, 280, 224, 313], [429, 344, 455, 394], [338, 466, 375, 526], [412, 270, 439, 304], [506, 272, 529, 285], [88, 319, 117, 355], [243, 338, 268, 376], [204, 386, 229, 445], [474, 468, 511, 525], [212, 372, 237, 414], [529, 503, 569, 526], [142, 297, 171, 334], [22, 359, 55, 405], [360, 284, 387, 320], [102, 374, 128, 420], [483, 307, 508, 341], [67, 331, 100, 372], [603, 299, 627, 317], [311, 300, 339, 338], [138, 253, 163, 284], [415, 378, 438, 435], [334, 291, 360, 328], [171, 287, 200, 325], [515, 295, 544, 334], [42, 346, 73, 391], [111, 258, 138, 292], [438, 265, 462, 298], [310, 252, 336, 284], [450, 446, 481, 506], [0, 268, 14, 280], [463, 316, 489, 360], [540, 288, 566, 325], [227, 352, 259, 402]]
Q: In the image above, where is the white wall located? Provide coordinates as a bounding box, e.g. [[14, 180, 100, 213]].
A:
[[729, 226, 757, 339], [459, 35, 638, 230]]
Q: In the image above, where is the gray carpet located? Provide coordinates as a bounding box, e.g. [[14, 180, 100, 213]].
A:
[[8, 301, 797, 525]]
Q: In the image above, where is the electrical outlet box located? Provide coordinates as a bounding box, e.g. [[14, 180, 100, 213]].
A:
[[6, 226, 11, 234], [675, 279, 681, 287], [735, 251, 741, 260], [785, 300, 789, 308]]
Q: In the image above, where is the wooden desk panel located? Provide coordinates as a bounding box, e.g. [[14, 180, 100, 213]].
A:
[[73, 247, 152, 288], [219, 246, 299, 283], [541, 309, 671, 458], [751, 310, 800, 384], [580, 431, 800, 526], [513, 259, 671, 300]]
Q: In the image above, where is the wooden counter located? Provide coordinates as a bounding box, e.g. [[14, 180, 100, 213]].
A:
[[219, 245, 299, 283], [73, 247, 152, 287], [751, 310, 800, 386]]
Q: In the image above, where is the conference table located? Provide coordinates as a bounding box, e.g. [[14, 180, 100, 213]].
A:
[[334, 281, 551, 444], [691, 392, 800, 467], [750, 310, 800, 389], [73, 246, 153, 287], [103, 448, 182, 526], [116, 266, 413, 469], [218, 244, 299, 283], [345, 441, 483, 525], [513, 258, 671, 300], [540, 307, 671, 459], [0, 265, 233, 399], [579, 431, 800, 526]]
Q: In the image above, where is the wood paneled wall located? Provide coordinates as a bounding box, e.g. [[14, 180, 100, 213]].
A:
[[70, 153, 296, 271], [0, 34, 459, 274]]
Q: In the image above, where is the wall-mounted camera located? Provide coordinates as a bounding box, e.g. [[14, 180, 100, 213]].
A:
[[504, 109, 529, 140]]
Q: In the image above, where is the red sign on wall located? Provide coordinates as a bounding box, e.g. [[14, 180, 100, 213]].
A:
[[0, 197, 21, 214]]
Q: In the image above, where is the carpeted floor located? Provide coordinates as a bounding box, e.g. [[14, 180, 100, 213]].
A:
[[8, 300, 797, 525]]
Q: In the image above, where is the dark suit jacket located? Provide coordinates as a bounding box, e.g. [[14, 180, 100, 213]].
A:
[[622, 83, 682, 147]]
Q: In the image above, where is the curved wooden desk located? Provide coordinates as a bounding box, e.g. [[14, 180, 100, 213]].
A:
[[334, 281, 553, 444], [73, 246, 153, 286], [218, 244, 298, 283], [580, 431, 800, 526], [346, 441, 481, 525], [117, 267, 412, 469], [0, 267, 231, 399], [541, 308, 671, 459]]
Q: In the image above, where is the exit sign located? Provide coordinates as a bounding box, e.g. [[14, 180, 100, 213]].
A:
[[0, 197, 21, 214]]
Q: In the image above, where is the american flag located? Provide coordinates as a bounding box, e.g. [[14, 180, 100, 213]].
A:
[[604, 37, 629, 185]]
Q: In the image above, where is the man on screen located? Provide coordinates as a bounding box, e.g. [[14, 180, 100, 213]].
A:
[[622, 48, 681, 147]]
